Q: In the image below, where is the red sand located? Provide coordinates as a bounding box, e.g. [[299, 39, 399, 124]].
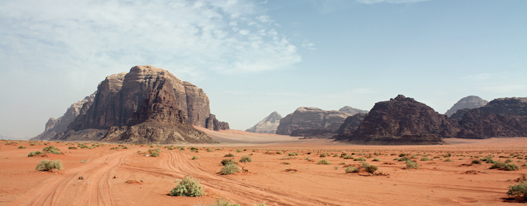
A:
[[2, 129, 527, 205]]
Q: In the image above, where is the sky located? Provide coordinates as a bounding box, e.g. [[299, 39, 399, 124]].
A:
[[0, 0, 526, 139]]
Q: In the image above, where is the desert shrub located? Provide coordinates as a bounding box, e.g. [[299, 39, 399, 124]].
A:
[[167, 146, 174, 150], [78, 144, 88, 149], [481, 157, 497, 164], [340, 153, 348, 158], [17, 146, 27, 149], [80, 159, 88, 163], [28, 151, 42, 157], [399, 153, 408, 157], [471, 159, 481, 164], [35, 160, 63, 171], [190, 147, 199, 152], [363, 163, 378, 174], [148, 149, 160, 157], [372, 158, 381, 162], [284, 161, 291, 165], [320, 153, 327, 158], [305, 157, 310, 160], [29, 142, 36, 146], [523, 163, 527, 167], [170, 176, 204, 197], [398, 156, 411, 162], [239, 155, 252, 163], [220, 164, 242, 175], [420, 157, 431, 161], [211, 197, 240, 206], [343, 155, 354, 159], [506, 159, 514, 163], [507, 182, 527, 198], [236, 149, 242, 152], [288, 152, 298, 156], [224, 153, 235, 157], [221, 159, 236, 166], [354, 157, 366, 161], [68, 146, 77, 150], [192, 156, 200, 160], [345, 166, 359, 173], [317, 159, 331, 165], [491, 162, 519, 171], [334, 166, 339, 170], [404, 160, 419, 169], [43, 146, 61, 154], [444, 158, 453, 162]]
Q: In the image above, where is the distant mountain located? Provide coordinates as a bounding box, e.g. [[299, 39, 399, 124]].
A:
[[445, 96, 488, 117], [31, 93, 96, 141], [276, 107, 352, 138], [338, 106, 368, 115], [337, 95, 459, 145], [245, 111, 282, 134], [457, 97, 527, 138]]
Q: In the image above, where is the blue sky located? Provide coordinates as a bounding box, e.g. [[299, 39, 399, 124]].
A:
[[1, 0, 526, 139]]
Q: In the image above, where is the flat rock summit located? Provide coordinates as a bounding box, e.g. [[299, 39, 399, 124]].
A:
[[34, 65, 228, 144]]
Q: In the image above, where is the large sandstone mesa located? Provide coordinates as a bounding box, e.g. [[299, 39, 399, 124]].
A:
[[51, 65, 228, 144], [445, 95, 488, 117], [31, 93, 96, 141], [245, 111, 282, 134], [340, 95, 459, 145], [338, 106, 368, 115], [456, 97, 527, 139], [276, 107, 352, 138]]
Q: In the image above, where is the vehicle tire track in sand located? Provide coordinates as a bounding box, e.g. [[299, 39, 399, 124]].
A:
[[159, 151, 358, 206], [10, 150, 134, 206]]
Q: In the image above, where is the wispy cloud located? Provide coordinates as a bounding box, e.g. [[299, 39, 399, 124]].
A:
[[466, 73, 492, 80], [356, 0, 429, 4], [0, 0, 301, 80], [301, 41, 316, 51]]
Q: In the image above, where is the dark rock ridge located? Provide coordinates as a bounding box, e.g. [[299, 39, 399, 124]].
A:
[[334, 113, 367, 139], [31, 93, 96, 141], [456, 97, 527, 139], [445, 96, 488, 117], [245, 111, 282, 134], [338, 106, 368, 115], [51, 65, 227, 144], [276, 107, 352, 138], [339, 95, 459, 145]]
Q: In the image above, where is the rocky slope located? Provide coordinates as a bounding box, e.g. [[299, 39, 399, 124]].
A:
[[245, 112, 282, 134], [445, 96, 488, 117], [338, 106, 368, 115], [276, 107, 352, 137], [334, 113, 367, 139], [456, 97, 527, 139], [51, 65, 227, 143], [339, 95, 459, 144], [31, 93, 96, 141]]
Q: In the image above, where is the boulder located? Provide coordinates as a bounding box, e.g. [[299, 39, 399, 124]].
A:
[[245, 111, 282, 134]]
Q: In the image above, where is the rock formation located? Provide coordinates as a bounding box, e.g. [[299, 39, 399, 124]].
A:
[[456, 97, 527, 139], [334, 113, 367, 139], [339, 95, 459, 144], [50, 65, 227, 144], [245, 111, 282, 134], [276, 107, 352, 137], [31, 93, 96, 141], [445, 96, 488, 117], [339, 106, 368, 115]]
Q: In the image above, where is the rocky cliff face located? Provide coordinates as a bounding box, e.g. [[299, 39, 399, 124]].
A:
[[245, 111, 282, 134], [51, 65, 226, 143], [457, 97, 527, 139], [340, 95, 459, 144], [31, 93, 95, 141], [276, 107, 351, 137], [339, 106, 368, 115], [334, 113, 367, 140], [445, 96, 488, 117]]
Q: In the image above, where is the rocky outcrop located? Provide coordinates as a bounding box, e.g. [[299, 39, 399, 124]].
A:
[[334, 113, 367, 139], [339, 95, 459, 145], [31, 93, 95, 141], [445, 96, 488, 117], [276, 107, 352, 137], [51, 65, 225, 143], [457, 97, 527, 139], [339, 106, 368, 115], [206, 114, 230, 131], [245, 111, 282, 134]]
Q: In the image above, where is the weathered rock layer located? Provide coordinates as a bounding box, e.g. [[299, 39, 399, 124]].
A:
[[245, 112, 282, 134], [445, 95, 488, 117], [276, 107, 352, 138]]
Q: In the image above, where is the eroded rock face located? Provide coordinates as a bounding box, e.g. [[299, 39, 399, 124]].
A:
[[334, 113, 367, 140], [457, 97, 527, 138], [340, 95, 458, 145], [275, 107, 351, 136], [445, 96, 488, 117], [339, 106, 368, 115], [51, 65, 225, 143], [31, 93, 95, 141], [245, 111, 282, 134]]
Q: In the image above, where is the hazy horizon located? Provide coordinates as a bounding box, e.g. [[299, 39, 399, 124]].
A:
[[1, 0, 526, 139]]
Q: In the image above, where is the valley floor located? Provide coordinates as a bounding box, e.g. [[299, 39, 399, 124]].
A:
[[1, 129, 527, 206]]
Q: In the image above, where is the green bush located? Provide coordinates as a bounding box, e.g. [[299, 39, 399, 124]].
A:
[[211, 197, 240, 206], [444, 158, 453, 162], [192, 156, 200, 160], [170, 176, 204, 197], [320, 153, 327, 158], [221, 159, 236, 166], [398, 156, 411, 162], [78, 144, 88, 149], [224, 153, 235, 157], [28, 151, 43, 157], [354, 157, 366, 161], [220, 164, 242, 175], [372, 158, 381, 162], [317, 159, 331, 165], [471, 159, 481, 164], [17, 146, 27, 149], [288, 152, 298, 156], [239, 156, 252, 163], [43, 146, 61, 154], [490, 162, 519, 171], [420, 157, 431, 161], [345, 166, 359, 173], [363, 163, 378, 174], [68, 146, 77, 150], [343, 155, 354, 159], [404, 160, 419, 169], [507, 182, 527, 198], [35, 159, 63, 171]]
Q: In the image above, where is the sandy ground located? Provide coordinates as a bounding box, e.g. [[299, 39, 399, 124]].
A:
[[2, 129, 527, 206]]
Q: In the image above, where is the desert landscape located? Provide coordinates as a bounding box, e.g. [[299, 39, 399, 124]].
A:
[[2, 128, 527, 206]]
